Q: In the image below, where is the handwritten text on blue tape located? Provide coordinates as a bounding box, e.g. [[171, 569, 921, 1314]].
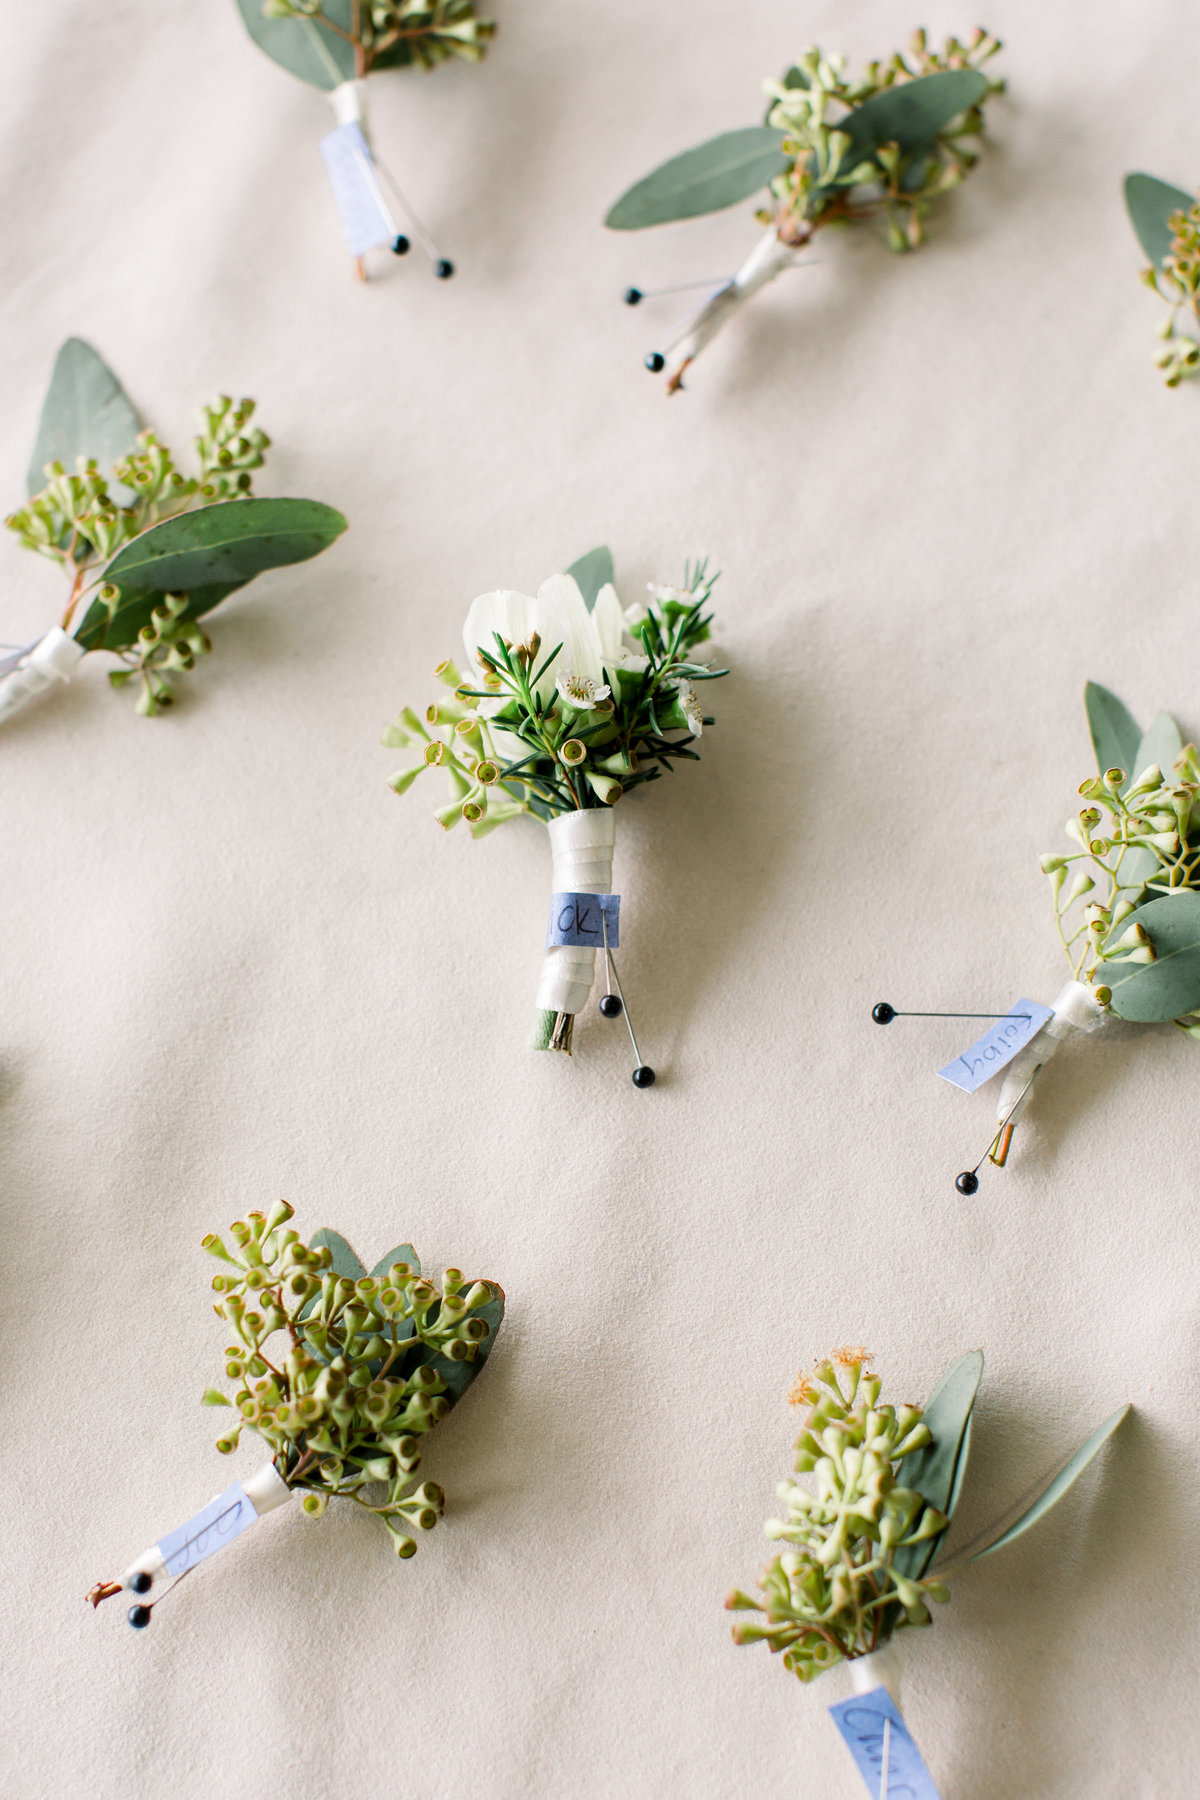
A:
[[319, 123, 394, 258], [936, 998, 1054, 1094], [828, 1687, 942, 1800], [546, 892, 620, 950], [157, 1481, 258, 1578]]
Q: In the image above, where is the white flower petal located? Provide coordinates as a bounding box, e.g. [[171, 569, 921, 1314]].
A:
[[591, 583, 627, 666], [462, 589, 538, 673]]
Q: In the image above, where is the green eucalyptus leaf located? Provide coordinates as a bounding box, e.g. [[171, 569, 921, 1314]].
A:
[[235, 0, 354, 90], [830, 69, 988, 188], [309, 1228, 367, 1281], [1104, 891, 1200, 1021], [73, 497, 347, 650], [1131, 710, 1183, 785], [1084, 681, 1142, 784], [370, 1244, 421, 1279], [605, 127, 790, 230], [1124, 172, 1194, 270], [893, 1349, 984, 1582], [565, 546, 615, 610], [27, 338, 141, 497], [968, 1405, 1129, 1562]]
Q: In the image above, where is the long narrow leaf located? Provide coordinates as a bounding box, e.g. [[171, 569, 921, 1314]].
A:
[[1084, 681, 1141, 782], [1124, 172, 1194, 269], [28, 339, 141, 496], [892, 1350, 984, 1582], [968, 1405, 1130, 1562]]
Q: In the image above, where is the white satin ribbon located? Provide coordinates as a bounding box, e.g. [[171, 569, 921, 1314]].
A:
[[996, 979, 1107, 1125], [534, 810, 617, 1017], [0, 627, 85, 724]]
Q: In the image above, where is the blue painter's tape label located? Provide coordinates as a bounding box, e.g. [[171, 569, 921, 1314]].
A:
[[157, 1481, 257, 1578], [936, 998, 1054, 1093], [319, 122, 393, 257], [546, 892, 620, 949], [828, 1687, 942, 1800]]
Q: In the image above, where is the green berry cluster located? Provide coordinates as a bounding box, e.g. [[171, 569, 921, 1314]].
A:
[[202, 1203, 500, 1558], [1041, 743, 1200, 1006], [261, 0, 494, 74], [1141, 197, 1200, 384], [726, 1351, 949, 1681], [763, 29, 1003, 253]]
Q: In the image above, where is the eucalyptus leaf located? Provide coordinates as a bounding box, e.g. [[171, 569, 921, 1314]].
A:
[[309, 1229, 367, 1281], [27, 339, 141, 497], [1124, 172, 1194, 271], [1131, 711, 1183, 786], [370, 1244, 421, 1280], [235, 0, 354, 90], [605, 128, 790, 230], [1104, 891, 1200, 1021], [892, 1349, 984, 1583], [1084, 681, 1142, 784], [969, 1405, 1129, 1562], [830, 70, 988, 189], [565, 546, 615, 610], [73, 497, 348, 651]]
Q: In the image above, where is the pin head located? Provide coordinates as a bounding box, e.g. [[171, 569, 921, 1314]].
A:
[[130, 1571, 152, 1595], [624, 287, 643, 306], [434, 259, 455, 280], [632, 1065, 656, 1088], [391, 234, 411, 256], [955, 1170, 979, 1196], [599, 994, 623, 1019], [872, 1002, 895, 1025], [644, 353, 665, 373], [127, 1605, 151, 1629]]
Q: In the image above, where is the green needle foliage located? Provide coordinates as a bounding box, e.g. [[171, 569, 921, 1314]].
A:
[[728, 1349, 1128, 1683], [202, 1204, 504, 1558], [1124, 173, 1200, 385], [241, 0, 494, 87], [385, 553, 727, 836], [4, 339, 346, 716], [1042, 684, 1200, 1031]]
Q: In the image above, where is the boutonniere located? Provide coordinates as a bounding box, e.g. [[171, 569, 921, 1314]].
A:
[[729, 1348, 1127, 1798], [87, 1203, 504, 1628], [384, 547, 727, 1081], [1124, 173, 1200, 384], [606, 30, 1002, 394], [236, 0, 495, 279], [2, 339, 345, 723], [876, 684, 1200, 1192]]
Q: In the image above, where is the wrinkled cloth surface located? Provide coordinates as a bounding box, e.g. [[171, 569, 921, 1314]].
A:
[[1, 2, 1197, 1796]]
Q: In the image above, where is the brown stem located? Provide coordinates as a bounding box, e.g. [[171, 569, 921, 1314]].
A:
[[86, 1580, 123, 1608]]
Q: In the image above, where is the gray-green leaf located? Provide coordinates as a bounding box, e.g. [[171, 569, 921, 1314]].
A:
[[309, 1228, 367, 1281], [565, 546, 615, 610], [605, 128, 790, 230], [27, 339, 141, 497], [428, 1279, 506, 1408], [370, 1244, 421, 1280], [73, 496, 347, 651], [1124, 172, 1194, 270], [235, 0, 354, 91], [968, 1405, 1129, 1562], [893, 1349, 984, 1582], [830, 70, 988, 189], [1104, 891, 1200, 1021], [1084, 681, 1142, 784]]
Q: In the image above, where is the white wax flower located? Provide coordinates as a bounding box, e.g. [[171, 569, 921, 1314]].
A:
[[462, 574, 629, 701]]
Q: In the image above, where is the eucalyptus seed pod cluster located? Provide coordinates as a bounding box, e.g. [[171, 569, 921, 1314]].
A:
[[203, 1204, 504, 1556], [727, 1351, 948, 1681]]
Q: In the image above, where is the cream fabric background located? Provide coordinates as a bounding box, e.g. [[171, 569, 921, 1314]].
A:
[[1, 1, 1197, 1795]]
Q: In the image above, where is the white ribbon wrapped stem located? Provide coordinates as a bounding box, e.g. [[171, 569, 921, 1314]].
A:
[[329, 79, 370, 138], [849, 1642, 902, 1707], [663, 229, 805, 392], [996, 979, 1107, 1130], [534, 810, 617, 1039], [121, 1462, 292, 1593], [0, 627, 85, 725]]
